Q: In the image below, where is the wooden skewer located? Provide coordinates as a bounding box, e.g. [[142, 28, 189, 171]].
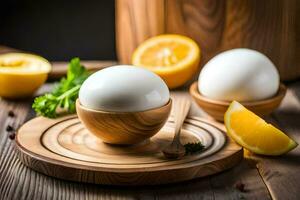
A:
[[162, 97, 191, 159]]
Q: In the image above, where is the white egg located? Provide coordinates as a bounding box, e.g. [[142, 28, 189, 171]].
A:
[[198, 48, 280, 101], [79, 65, 170, 112]]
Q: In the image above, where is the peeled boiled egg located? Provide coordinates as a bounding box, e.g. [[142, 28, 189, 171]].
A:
[[198, 48, 280, 101], [79, 65, 170, 112]]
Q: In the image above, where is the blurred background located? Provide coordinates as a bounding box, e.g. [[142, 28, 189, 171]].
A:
[[0, 0, 116, 61], [1, 0, 299, 81]]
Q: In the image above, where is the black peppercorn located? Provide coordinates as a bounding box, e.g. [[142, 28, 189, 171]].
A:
[[8, 110, 15, 117], [234, 181, 246, 192], [8, 133, 15, 140], [6, 125, 14, 132]]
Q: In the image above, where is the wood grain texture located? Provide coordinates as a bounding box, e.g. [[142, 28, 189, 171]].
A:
[[0, 83, 278, 199], [190, 81, 287, 121], [76, 99, 172, 144], [115, 0, 165, 64], [16, 112, 243, 185], [116, 0, 300, 80], [162, 98, 190, 159]]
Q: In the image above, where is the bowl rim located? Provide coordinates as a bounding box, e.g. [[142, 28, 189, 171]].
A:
[[189, 81, 287, 106], [76, 98, 172, 114]]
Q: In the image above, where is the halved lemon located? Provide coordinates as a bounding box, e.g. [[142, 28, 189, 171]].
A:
[[132, 34, 200, 89], [225, 101, 298, 155], [0, 53, 51, 99]]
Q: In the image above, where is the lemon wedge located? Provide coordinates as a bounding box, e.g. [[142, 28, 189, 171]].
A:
[[224, 101, 298, 155], [0, 53, 51, 99], [132, 34, 200, 89]]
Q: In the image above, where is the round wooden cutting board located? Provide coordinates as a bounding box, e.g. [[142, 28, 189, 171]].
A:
[[16, 115, 242, 185]]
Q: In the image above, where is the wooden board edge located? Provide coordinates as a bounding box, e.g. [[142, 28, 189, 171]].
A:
[[15, 115, 242, 171], [14, 139, 243, 185]]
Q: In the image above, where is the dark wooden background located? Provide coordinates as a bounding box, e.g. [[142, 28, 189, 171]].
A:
[[0, 0, 116, 61]]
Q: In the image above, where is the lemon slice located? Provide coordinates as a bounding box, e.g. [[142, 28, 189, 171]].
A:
[[0, 53, 51, 99], [132, 34, 200, 89], [224, 101, 298, 155]]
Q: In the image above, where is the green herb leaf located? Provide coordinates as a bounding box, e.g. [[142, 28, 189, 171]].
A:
[[184, 142, 205, 155], [32, 58, 89, 118]]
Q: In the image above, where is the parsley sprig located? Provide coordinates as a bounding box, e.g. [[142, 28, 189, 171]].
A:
[[184, 142, 205, 155], [32, 58, 89, 118]]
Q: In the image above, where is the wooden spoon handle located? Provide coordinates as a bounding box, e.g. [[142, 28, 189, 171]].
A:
[[173, 98, 191, 142]]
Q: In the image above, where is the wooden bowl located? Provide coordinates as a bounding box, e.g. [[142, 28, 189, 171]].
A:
[[189, 82, 287, 121], [76, 99, 172, 145]]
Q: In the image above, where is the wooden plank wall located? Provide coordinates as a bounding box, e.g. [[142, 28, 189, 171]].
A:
[[116, 0, 300, 81]]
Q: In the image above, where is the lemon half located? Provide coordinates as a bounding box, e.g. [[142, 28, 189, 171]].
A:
[[0, 53, 51, 99], [132, 34, 200, 89]]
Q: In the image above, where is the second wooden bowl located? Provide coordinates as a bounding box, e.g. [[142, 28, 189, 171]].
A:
[[76, 99, 172, 145], [189, 82, 286, 121]]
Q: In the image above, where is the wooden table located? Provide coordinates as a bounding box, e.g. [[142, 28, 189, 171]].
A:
[[0, 61, 299, 200]]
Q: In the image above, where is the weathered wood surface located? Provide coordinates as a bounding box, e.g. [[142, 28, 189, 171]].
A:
[[116, 0, 300, 81], [252, 82, 300, 200], [0, 83, 273, 199]]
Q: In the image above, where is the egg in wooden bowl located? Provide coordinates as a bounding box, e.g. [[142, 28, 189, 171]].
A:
[[190, 49, 286, 121], [76, 65, 172, 145]]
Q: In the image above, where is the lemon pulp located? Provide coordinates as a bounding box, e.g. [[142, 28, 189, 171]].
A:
[[132, 34, 200, 89], [0, 53, 51, 99]]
